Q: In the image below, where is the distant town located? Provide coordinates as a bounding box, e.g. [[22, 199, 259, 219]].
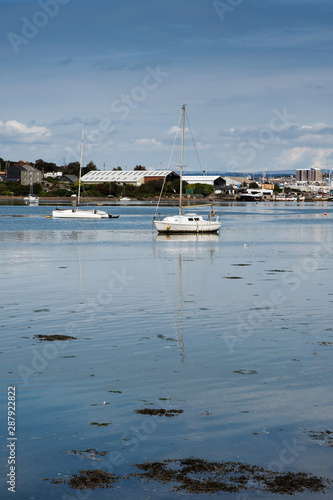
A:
[[0, 158, 332, 202]]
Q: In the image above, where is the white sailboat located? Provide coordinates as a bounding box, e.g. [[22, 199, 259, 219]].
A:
[[153, 105, 221, 233], [24, 171, 39, 204], [52, 131, 110, 219]]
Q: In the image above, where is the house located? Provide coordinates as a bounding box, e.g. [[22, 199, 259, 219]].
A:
[[60, 174, 78, 185], [7, 162, 42, 185]]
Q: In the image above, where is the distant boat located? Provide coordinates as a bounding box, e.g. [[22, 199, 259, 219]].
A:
[[119, 197, 131, 201], [153, 105, 221, 234], [24, 172, 39, 204], [51, 132, 114, 219], [24, 194, 39, 205], [237, 191, 262, 202], [275, 195, 297, 202]]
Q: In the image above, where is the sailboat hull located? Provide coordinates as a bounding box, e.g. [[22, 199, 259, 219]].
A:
[[154, 215, 221, 233], [52, 208, 109, 219]]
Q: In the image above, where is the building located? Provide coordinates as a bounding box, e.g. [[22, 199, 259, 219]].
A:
[[80, 170, 179, 186], [296, 168, 321, 183], [44, 172, 62, 179], [182, 175, 226, 189], [60, 174, 78, 185], [7, 162, 42, 185]]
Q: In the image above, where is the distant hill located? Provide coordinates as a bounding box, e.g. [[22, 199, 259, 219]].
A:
[[183, 170, 295, 177]]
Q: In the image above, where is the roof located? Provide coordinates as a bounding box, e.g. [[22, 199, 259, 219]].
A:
[[81, 170, 177, 183], [14, 163, 40, 173], [222, 176, 246, 186], [182, 175, 226, 186], [61, 174, 78, 183], [182, 176, 223, 182]]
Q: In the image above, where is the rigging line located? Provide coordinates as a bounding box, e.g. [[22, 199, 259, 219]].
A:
[[154, 111, 183, 217], [185, 109, 203, 174]]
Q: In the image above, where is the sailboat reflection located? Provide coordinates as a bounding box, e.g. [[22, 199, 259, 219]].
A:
[[177, 250, 185, 362], [153, 233, 220, 362], [154, 233, 220, 243]]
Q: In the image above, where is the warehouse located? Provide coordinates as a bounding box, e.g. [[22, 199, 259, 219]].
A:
[[80, 170, 179, 186]]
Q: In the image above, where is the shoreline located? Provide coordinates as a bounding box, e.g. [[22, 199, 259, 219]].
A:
[[0, 195, 329, 203]]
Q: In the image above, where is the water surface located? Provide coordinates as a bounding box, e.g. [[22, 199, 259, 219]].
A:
[[1, 202, 332, 498]]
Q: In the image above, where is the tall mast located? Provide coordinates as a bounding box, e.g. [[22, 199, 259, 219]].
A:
[[78, 130, 84, 204], [179, 104, 185, 215]]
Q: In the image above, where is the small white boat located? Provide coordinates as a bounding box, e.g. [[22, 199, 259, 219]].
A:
[[52, 131, 110, 219], [154, 213, 221, 233], [24, 172, 39, 204], [52, 207, 110, 219], [153, 105, 221, 234], [24, 194, 39, 204]]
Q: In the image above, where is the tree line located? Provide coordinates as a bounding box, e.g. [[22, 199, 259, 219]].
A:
[[0, 158, 214, 198]]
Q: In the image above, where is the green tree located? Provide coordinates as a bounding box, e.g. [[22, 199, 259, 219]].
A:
[[82, 161, 97, 175], [35, 159, 58, 172], [187, 183, 214, 197], [65, 162, 80, 176]]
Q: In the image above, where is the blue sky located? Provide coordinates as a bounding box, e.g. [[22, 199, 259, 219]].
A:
[[1, 0, 333, 173]]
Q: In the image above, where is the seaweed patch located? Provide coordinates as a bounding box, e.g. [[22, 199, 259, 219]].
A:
[[135, 408, 183, 417], [33, 334, 77, 341], [131, 458, 331, 495], [51, 469, 120, 489]]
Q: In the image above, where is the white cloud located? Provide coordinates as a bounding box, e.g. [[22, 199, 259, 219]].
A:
[[167, 126, 189, 135], [275, 147, 333, 170], [0, 120, 50, 142], [133, 138, 163, 149]]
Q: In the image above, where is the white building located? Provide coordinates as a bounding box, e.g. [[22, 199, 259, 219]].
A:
[[80, 170, 178, 186]]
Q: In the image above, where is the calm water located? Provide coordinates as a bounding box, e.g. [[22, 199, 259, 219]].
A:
[[0, 202, 332, 499]]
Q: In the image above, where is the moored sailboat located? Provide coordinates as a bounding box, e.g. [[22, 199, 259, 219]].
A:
[[24, 171, 39, 204], [52, 132, 110, 219], [153, 105, 221, 234]]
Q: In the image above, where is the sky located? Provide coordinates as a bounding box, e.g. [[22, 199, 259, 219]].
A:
[[1, 0, 333, 173]]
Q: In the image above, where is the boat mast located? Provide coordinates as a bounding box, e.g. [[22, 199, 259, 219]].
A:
[[78, 130, 84, 204], [179, 104, 185, 215]]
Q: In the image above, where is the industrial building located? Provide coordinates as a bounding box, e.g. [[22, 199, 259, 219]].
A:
[[80, 170, 179, 186]]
